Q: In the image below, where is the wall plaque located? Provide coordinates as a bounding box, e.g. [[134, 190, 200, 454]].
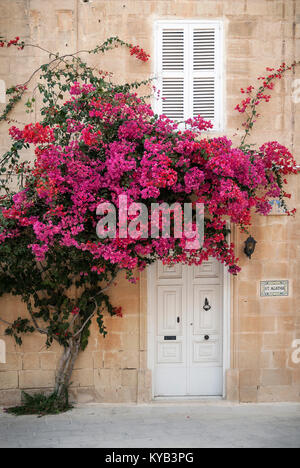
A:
[[260, 280, 289, 297]]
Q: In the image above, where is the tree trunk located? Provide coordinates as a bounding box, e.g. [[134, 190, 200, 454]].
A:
[[55, 337, 81, 404]]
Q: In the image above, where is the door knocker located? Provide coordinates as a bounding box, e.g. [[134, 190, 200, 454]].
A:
[[203, 298, 211, 312]]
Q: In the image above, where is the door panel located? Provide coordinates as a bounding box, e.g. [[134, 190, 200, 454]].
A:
[[155, 367, 187, 396], [193, 258, 222, 284], [192, 286, 221, 341], [154, 268, 187, 396], [189, 367, 223, 396], [188, 282, 223, 395], [157, 262, 183, 280], [192, 340, 220, 363], [157, 286, 183, 336], [158, 341, 183, 363]]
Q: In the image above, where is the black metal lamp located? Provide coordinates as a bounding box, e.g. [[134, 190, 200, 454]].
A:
[[244, 236, 257, 259]]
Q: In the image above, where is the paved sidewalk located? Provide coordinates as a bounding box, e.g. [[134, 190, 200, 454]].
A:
[[0, 402, 299, 448]]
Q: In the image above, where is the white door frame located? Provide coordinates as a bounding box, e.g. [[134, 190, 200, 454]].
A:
[[147, 261, 231, 399]]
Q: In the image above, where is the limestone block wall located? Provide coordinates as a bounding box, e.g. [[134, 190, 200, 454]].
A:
[[233, 196, 300, 402], [0, 271, 150, 405], [0, 0, 300, 404]]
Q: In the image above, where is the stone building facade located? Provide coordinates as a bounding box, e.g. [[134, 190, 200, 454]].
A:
[[0, 0, 300, 405]]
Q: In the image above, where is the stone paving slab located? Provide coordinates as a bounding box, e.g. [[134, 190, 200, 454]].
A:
[[0, 402, 299, 448]]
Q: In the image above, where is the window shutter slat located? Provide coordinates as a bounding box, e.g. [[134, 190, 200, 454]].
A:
[[162, 78, 184, 120], [162, 30, 184, 71]]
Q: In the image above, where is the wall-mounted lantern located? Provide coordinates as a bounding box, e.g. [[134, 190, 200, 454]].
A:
[[244, 236, 257, 259]]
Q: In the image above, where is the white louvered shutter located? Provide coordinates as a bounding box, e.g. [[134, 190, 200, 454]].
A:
[[161, 29, 185, 120], [155, 22, 223, 130], [193, 28, 216, 122]]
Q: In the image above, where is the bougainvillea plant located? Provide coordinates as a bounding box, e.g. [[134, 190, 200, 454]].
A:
[[0, 36, 297, 410]]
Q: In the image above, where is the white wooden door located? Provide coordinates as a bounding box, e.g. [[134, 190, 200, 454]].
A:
[[153, 259, 223, 397]]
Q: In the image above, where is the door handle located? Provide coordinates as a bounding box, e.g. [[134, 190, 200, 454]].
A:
[[204, 335, 210, 341]]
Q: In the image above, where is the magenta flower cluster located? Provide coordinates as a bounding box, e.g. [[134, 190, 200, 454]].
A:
[[0, 85, 297, 279]]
